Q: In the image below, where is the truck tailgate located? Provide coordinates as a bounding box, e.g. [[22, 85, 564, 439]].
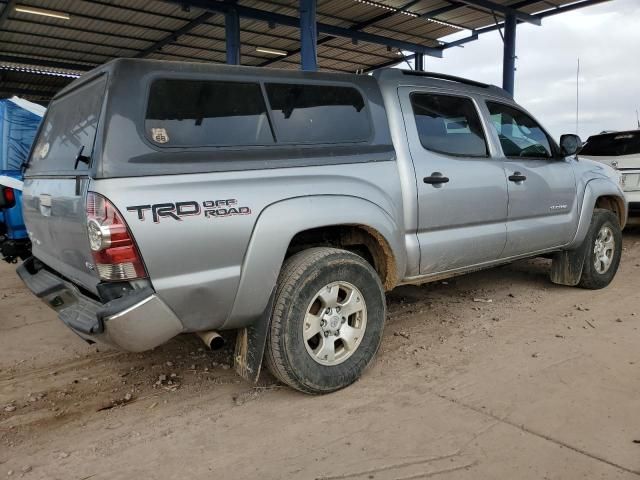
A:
[[21, 74, 107, 293], [22, 177, 98, 292]]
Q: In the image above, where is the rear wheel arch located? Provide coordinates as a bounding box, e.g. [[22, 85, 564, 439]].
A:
[[286, 224, 398, 291], [226, 195, 404, 329], [264, 247, 386, 393]]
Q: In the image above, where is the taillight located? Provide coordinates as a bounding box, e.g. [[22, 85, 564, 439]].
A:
[[86, 192, 147, 281], [2, 187, 16, 208]]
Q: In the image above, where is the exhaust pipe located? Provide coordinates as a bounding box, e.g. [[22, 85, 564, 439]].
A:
[[197, 330, 225, 350]]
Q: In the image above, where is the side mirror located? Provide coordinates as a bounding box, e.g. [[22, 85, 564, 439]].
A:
[[560, 134, 582, 157]]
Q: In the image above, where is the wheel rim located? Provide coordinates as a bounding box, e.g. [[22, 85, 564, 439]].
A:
[[302, 281, 367, 366], [593, 225, 615, 274]]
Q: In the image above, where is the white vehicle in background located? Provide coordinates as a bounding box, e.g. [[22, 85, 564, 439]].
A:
[[580, 130, 640, 225]]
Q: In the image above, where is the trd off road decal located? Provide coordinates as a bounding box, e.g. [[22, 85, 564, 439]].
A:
[[127, 199, 251, 223]]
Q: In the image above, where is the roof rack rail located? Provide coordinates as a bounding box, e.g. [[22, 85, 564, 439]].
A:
[[401, 70, 493, 89]]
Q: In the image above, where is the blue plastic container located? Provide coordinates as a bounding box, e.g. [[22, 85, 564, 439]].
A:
[[0, 98, 44, 259]]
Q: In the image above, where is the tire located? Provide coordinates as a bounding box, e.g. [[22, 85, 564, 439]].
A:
[[578, 208, 622, 289], [264, 247, 386, 394]]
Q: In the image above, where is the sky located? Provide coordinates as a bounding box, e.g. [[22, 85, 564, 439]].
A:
[[411, 0, 640, 141]]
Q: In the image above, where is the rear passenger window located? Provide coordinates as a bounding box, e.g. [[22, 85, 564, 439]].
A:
[[145, 79, 274, 147], [265, 83, 370, 144], [410, 93, 488, 157]]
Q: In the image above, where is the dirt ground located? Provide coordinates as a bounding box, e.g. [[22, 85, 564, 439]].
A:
[[1, 231, 639, 480]]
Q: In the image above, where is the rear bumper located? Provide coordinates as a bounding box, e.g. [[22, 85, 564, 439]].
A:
[[16, 257, 183, 352]]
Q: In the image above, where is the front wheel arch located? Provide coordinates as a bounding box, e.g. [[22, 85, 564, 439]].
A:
[[551, 208, 622, 287], [595, 195, 626, 227], [568, 179, 627, 249], [577, 209, 622, 289]]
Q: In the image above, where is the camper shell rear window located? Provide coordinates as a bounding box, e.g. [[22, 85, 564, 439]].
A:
[[144, 78, 371, 148], [28, 75, 107, 175]]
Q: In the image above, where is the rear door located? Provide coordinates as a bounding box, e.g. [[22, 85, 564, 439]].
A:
[[22, 75, 107, 292], [484, 101, 577, 257], [399, 88, 508, 274]]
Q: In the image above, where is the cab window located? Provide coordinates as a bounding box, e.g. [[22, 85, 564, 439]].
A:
[[410, 93, 488, 157], [486, 102, 554, 158]]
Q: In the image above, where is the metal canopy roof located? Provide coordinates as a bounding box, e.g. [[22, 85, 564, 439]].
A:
[[0, 0, 608, 102]]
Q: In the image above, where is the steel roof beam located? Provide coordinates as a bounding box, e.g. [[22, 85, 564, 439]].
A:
[[1, 27, 140, 54], [502, 13, 516, 95], [225, 8, 240, 65], [418, 3, 479, 29], [299, 0, 317, 70], [536, 0, 612, 15], [441, 0, 611, 50], [0, 0, 15, 27], [452, 0, 541, 25], [170, 0, 443, 57], [369, 0, 605, 72], [135, 12, 215, 58], [443, 30, 479, 47], [0, 54, 93, 72], [0, 45, 384, 74], [420, 1, 510, 22], [418, 4, 461, 18], [259, 0, 422, 68], [5, 11, 390, 65]]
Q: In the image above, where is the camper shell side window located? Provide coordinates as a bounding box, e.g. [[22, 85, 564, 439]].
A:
[[144, 77, 373, 149]]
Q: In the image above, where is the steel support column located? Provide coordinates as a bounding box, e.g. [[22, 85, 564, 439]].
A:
[[225, 8, 240, 65], [502, 13, 517, 96], [414, 53, 424, 71], [299, 0, 317, 71]]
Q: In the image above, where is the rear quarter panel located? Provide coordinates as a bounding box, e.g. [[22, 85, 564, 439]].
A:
[[92, 161, 404, 331]]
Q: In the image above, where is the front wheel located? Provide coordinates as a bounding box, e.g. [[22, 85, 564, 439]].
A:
[[578, 209, 622, 289], [265, 247, 386, 394]]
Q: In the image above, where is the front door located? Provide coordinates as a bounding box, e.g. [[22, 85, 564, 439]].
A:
[[485, 101, 578, 257], [399, 88, 508, 275]]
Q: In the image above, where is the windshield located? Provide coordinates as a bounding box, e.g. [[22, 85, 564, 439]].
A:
[[580, 131, 640, 157], [27, 75, 107, 175]]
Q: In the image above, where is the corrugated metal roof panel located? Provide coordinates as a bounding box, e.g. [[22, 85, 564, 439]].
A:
[[0, 0, 602, 100]]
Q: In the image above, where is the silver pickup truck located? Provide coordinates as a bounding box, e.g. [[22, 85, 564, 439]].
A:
[[17, 59, 626, 394]]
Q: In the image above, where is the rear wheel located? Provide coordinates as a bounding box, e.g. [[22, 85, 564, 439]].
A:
[[265, 247, 386, 394], [578, 209, 622, 289]]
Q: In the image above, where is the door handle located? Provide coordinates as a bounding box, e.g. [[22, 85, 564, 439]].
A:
[[424, 172, 450, 187], [508, 172, 527, 183]]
